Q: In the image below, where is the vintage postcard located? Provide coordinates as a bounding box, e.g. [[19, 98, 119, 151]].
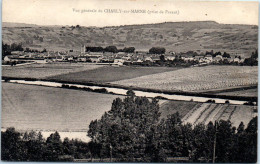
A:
[[1, 0, 258, 162]]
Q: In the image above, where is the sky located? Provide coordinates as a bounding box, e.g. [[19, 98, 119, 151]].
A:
[[2, 0, 259, 27]]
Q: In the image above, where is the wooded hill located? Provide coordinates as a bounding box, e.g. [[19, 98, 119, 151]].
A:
[[2, 21, 258, 57]]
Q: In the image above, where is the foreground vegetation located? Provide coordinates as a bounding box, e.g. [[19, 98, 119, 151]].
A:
[[2, 95, 257, 162], [87, 96, 257, 162]]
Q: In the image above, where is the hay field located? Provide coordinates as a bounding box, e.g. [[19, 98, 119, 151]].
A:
[[112, 66, 258, 92], [2, 82, 123, 131], [2, 63, 104, 79]]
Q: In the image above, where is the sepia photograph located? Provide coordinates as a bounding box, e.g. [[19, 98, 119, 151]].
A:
[[1, 0, 258, 162]]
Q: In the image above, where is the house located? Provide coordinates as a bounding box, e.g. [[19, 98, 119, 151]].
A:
[[77, 56, 87, 62], [117, 52, 126, 56], [203, 55, 213, 63], [89, 56, 101, 63], [4, 56, 11, 62], [194, 55, 204, 61], [233, 57, 244, 63], [136, 59, 143, 63], [144, 57, 153, 62], [114, 57, 125, 64], [168, 51, 176, 55], [151, 56, 160, 62], [213, 56, 222, 63], [11, 51, 24, 55], [215, 55, 223, 59], [67, 56, 74, 61], [204, 55, 213, 61], [166, 56, 175, 61]]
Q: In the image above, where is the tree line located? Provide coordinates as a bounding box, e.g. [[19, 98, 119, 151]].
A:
[[1, 128, 90, 161], [85, 46, 167, 54], [2, 42, 47, 59], [1, 95, 257, 162], [85, 46, 135, 53]]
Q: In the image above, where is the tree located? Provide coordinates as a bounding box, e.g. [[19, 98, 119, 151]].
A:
[[243, 117, 257, 163], [222, 52, 231, 58], [86, 46, 104, 52], [191, 123, 207, 162], [215, 120, 235, 162], [104, 46, 118, 53], [44, 131, 64, 161], [88, 96, 161, 162], [251, 49, 258, 59], [123, 47, 135, 53], [160, 55, 166, 62], [126, 89, 135, 97], [162, 113, 183, 157], [149, 47, 166, 54], [42, 48, 47, 53], [1, 127, 25, 161]]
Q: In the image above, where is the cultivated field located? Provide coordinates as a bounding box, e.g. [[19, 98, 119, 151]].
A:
[[215, 88, 257, 97], [2, 63, 104, 79], [2, 82, 123, 132], [160, 100, 257, 127], [47, 66, 180, 83], [112, 66, 258, 92]]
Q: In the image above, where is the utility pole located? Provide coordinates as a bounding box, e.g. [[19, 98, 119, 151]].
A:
[[110, 143, 113, 162], [213, 120, 218, 163]]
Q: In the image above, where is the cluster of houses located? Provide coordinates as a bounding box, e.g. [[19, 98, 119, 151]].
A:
[[180, 54, 245, 65], [3, 50, 245, 66]]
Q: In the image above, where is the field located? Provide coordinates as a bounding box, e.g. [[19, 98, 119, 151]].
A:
[[112, 65, 258, 92], [215, 88, 257, 97], [2, 82, 123, 132], [160, 100, 257, 127], [2, 63, 104, 79], [47, 66, 180, 83]]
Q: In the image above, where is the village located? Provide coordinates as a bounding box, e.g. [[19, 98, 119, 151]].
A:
[[3, 45, 246, 67]]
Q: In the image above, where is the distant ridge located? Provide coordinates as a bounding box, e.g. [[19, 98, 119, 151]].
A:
[[2, 22, 39, 27], [2, 21, 258, 57]]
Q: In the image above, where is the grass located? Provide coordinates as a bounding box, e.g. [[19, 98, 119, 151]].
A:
[[2, 63, 104, 79], [2, 82, 123, 132], [112, 65, 258, 92], [47, 66, 181, 83]]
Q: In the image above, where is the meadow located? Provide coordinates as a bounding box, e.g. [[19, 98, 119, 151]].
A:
[[47, 66, 180, 83], [112, 65, 258, 92], [2, 63, 104, 79]]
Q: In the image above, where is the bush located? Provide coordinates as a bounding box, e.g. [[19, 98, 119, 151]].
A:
[[93, 88, 108, 93]]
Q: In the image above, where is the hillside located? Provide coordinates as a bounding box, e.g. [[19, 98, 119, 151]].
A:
[[2, 21, 258, 57]]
